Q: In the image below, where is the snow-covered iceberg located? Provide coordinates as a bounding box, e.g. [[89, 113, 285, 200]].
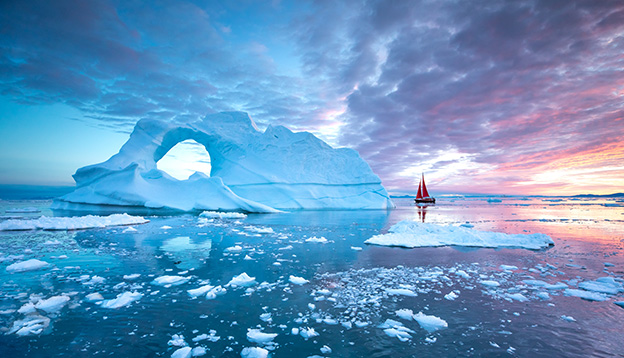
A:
[[365, 221, 554, 250], [52, 112, 393, 212]]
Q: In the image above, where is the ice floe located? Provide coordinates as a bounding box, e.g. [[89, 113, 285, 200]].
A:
[[246, 328, 277, 344], [0, 213, 148, 231], [35, 295, 70, 313], [365, 221, 554, 249], [100, 291, 143, 308], [152, 275, 191, 287], [289, 275, 309, 285], [6, 258, 49, 273], [227, 273, 257, 287], [240, 347, 269, 358], [200, 211, 247, 219]]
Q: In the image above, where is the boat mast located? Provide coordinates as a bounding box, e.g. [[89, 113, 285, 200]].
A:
[[421, 173, 430, 198]]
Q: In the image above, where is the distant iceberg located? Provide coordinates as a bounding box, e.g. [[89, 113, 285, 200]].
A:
[[365, 221, 554, 250], [53, 112, 393, 212]]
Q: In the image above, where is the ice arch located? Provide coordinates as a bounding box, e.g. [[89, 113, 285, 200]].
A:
[[156, 140, 212, 180], [53, 112, 394, 212]]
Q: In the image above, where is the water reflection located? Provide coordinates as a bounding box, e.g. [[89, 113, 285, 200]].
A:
[[160, 236, 212, 270]]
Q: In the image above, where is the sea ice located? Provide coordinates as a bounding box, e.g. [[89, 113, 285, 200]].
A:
[[577, 277, 624, 295], [35, 295, 70, 313], [305, 236, 329, 243], [561, 315, 576, 322], [246, 329, 277, 344], [365, 221, 554, 249], [187, 285, 215, 298], [299, 327, 319, 339], [200, 211, 247, 219], [100, 291, 143, 308], [289, 275, 309, 285], [523, 280, 568, 290], [152, 275, 191, 287], [171, 347, 192, 358], [480, 280, 500, 288], [240, 347, 269, 358], [563, 289, 608, 302], [53, 112, 394, 212], [85, 293, 104, 302], [227, 273, 257, 287], [8, 315, 50, 336], [6, 259, 49, 273], [386, 288, 417, 297], [0, 213, 148, 231], [413, 312, 448, 332]]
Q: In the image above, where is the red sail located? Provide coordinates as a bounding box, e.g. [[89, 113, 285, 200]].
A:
[[416, 180, 423, 199], [421, 174, 430, 198]]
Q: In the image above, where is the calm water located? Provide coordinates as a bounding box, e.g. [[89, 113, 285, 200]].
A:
[[0, 196, 623, 357]]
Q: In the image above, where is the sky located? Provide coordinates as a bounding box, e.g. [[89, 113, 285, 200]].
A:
[[1, 0, 623, 195]]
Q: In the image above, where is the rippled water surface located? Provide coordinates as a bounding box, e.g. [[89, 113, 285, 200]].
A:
[[1, 196, 623, 357]]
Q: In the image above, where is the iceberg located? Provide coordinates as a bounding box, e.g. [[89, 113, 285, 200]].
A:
[[52, 112, 393, 212], [365, 221, 554, 250]]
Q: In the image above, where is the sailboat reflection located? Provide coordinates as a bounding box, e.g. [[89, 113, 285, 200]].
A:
[[416, 205, 429, 222]]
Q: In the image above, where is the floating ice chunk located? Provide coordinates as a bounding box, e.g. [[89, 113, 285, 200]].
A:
[[289, 275, 309, 285], [8, 315, 50, 336], [563, 289, 608, 302], [455, 270, 470, 279], [6, 259, 49, 273], [444, 291, 459, 300], [246, 329, 277, 344], [228, 273, 257, 287], [123, 273, 141, 280], [305, 236, 328, 243], [365, 221, 554, 250], [259, 313, 272, 322], [101, 291, 143, 308], [383, 328, 412, 342], [161, 225, 173, 230], [193, 330, 220, 342], [499, 265, 518, 271], [240, 347, 269, 358], [578, 277, 624, 295], [85, 293, 104, 302], [192, 347, 207, 356], [83, 275, 106, 285], [225, 245, 243, 253], [523, 280, 568, 290], [244, 226, 274, 234], [200, 211, 247, 219], [187, 285, 215, 298], [395, 309, 414, 321], [480, 280, 500, 288], [278, 245, 293, 250], [205, 285, 226, 299], [413, 312, 448, 332], [0, 214, 148, 231], [379, 319, 414, 342], [291, 327, 299, 335], [243, 255, 253, 260], [351, 246, 363, 251], [320, 345, 332, 354], [35, 295, 70, 313], [152, 275, 190, 287], [123, 226, 138, 233], [168, 334, 187, 347], [506, 293, 528, 302], [536, 292, 550, 300], [18, 302, 36, 314], [561, 315, 576, 322], [386, 288, 417, 297], [299, 327, 319, 339], [171, 346, 192, 358]]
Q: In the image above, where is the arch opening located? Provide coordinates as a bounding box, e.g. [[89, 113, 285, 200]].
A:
[[156, 139, 211, 180]]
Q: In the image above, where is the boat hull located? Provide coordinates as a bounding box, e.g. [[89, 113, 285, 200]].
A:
[[414, 198, 436, 204]]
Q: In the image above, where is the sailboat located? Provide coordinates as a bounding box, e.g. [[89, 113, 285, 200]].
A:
[[414, 173, 435, 204]]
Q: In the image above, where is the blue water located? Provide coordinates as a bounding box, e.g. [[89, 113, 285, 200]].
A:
[[1, 196, 623, 357]]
